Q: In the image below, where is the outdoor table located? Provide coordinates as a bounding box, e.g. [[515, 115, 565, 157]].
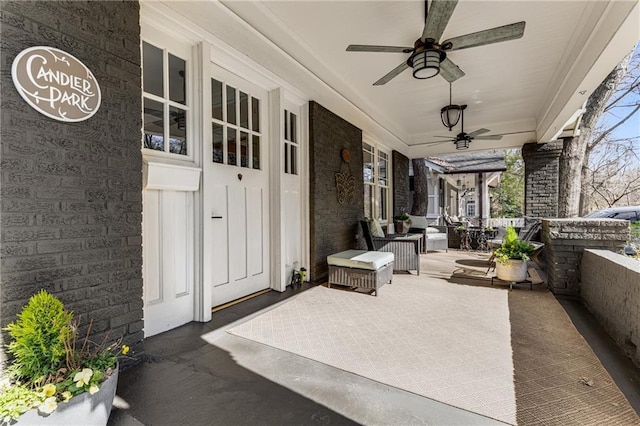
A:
[[373, 233, 423, 275]]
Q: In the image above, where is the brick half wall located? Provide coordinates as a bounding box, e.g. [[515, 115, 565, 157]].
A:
[[308, 102, 363, 282], [0, 1, 143, 359], [542, 219, 628, 297]]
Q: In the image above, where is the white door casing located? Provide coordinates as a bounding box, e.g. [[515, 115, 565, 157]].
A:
[[204, 64, 270, 307]]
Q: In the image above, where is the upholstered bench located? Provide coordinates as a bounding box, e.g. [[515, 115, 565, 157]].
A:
[[327, 250, 394, 296]]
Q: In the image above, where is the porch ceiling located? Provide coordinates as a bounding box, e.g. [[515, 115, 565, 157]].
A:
[[162, 1, 639, 157]]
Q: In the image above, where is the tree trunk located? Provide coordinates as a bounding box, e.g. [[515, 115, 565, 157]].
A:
[[558, 56, 630, 217], [411, 158, 429, 215], [579, 160, 592, 215]]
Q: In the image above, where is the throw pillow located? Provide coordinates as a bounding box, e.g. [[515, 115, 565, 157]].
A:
[[369, 219, 385, 237], [408, 215, 429, 229], [426, 227, 441, 234]]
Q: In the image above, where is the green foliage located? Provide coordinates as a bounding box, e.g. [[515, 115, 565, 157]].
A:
[[1, 291, 130, 423], [5, 290, 72, 381], [494, 226, 536, 265], [490, 150, 525, 218], [0, 383, 42, 423]]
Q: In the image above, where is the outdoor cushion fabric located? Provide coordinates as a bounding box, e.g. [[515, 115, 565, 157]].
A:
[[327, 250, 394, 271], [426, 227, 441, 234], [408, 214, 429, 229], [369, 219, 385, 237]]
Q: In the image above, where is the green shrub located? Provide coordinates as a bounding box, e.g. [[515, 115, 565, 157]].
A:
[[5, 290, 72, 381], [494, 225, 536, 265]]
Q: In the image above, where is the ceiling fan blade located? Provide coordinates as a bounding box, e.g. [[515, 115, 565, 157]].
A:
[[474, 135, 504, 140], [414, 140, 454, 146], [346, 44, 412, 53], [467, 128, 491, 138], [422, 0, 458, 43], [442, 21, 526, 51], [373, 62, 409, 86], [439, 57, 465, 82]]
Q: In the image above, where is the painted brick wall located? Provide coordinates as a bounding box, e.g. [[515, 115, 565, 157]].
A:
[[0, 1, 143, 358], [309, 102, 363, 282], [522, 142, 563, 218], [392, 151, 409, 217], [581, 249, 640, 367], [542, 219, 628, 297]]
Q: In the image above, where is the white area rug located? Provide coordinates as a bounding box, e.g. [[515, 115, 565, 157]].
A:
[[228, 276, 516, 424]]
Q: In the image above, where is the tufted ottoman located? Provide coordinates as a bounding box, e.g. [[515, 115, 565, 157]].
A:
[[327, 250, 394, 296]]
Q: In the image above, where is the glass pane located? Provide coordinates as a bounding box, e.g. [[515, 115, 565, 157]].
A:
[[227, 86, 236, 125], [143, 98, 164, 151], [290, 144, 297, 175], [284, 142, 289, 174], [379, 157, 388, 185], [378, 187, 388, 221], [363, 142, 373, 152], [252, 135, 260, 169], [252, 97, 260, 132], [239, 92, 249, 129], [290, 113, 297, 143], [168, 54, 186, 105], [227, 128, 237, 166], [143, 42, 163, 97], [211, 79, 223, 120], [169, 106, 187, 155], [212, 123, 223, 163], [284, 110, 289, 141], [240, 131, 249, 168], [363, 150, 373, 183], [364, 185, 373, 218]]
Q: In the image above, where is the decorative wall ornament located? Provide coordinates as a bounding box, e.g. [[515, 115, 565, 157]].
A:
[[335, 172, 356, 204], [11, 46, 101, 122]]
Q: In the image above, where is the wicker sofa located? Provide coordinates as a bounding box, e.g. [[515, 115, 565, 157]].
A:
[[408, 215, 449, 252]]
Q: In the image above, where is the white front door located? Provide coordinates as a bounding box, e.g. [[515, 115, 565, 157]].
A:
[[203, 65, 270, 307]]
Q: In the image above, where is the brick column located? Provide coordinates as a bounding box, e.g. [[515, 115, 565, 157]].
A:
[[392, 151, 409, 217], [308, 102, 363, 282], [522, 142, 563, 218], [542, 219, 629, 297], [1, 1, 143, 361]]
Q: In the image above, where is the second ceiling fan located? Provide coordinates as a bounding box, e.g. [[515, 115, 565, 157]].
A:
[[346, 0, 525, 85]]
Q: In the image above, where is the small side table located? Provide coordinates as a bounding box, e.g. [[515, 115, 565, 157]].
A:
[[491, 276, 533, 291]]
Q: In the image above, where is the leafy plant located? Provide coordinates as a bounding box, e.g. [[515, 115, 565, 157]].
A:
[[1, 291, 129, 423], [5, 290, 72, 381], [493, 225, 536, 265], [394, 213, 410, 221]]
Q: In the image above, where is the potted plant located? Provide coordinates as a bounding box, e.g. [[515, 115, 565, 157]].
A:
[[0, 291, 129, 425], [393, 212, 411, 234], [493, 226, 536, 282]]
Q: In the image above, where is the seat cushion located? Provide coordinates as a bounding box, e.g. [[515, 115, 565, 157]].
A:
[[327, 250, 394, 271], [427, 233, 447, 241], [426, 227, 441, 234]]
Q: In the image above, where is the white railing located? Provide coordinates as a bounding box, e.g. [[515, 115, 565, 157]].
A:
[[486, 217, 524, 228]]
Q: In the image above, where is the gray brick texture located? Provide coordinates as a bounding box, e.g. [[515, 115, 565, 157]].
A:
[[0, 1, 142, 359], [309, 102, 364, 282], [542, 219, 629, 297], [392, 151, 410, 217], [522, 142, 563, 218]]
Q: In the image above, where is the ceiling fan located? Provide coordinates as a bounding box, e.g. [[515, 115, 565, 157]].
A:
[[421, 105, 506, 150], [346, 0, 525, 85]]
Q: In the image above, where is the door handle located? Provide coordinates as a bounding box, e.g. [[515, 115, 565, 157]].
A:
[[211, 216, 223, 219]]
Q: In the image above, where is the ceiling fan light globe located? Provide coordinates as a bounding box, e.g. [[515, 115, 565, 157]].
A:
[[455, 139, 470, 150], [440, 105, 462, 130], [411, 50, 440, 79]]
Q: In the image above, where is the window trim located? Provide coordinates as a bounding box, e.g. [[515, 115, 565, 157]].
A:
[[363, 141, 391, 224]]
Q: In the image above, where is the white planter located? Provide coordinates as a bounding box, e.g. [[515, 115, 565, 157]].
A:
[[495, 259, 528, 282], [17, 367, 118, 426]]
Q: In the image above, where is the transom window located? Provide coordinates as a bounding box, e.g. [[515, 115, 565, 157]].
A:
[[211, 78, 261, 169], [363, 142, 390, 222], [284, 109, 298, 175], [142, 41, 188, 156]]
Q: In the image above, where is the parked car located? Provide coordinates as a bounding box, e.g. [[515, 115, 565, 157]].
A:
[[584, 205, 640, 222]]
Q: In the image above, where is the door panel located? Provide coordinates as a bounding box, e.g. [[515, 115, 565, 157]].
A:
[[144, 190, 195, 337], [204, 65, 269, 307]]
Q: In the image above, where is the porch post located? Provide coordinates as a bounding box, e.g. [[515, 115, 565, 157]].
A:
[[522, 142, 563, 218]]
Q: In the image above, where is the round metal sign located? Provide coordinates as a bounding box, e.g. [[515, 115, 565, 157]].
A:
[[11, 46, 101, 122]]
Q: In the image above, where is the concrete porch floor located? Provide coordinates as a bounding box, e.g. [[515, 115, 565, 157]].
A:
[[108, 251, 640, 425]]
